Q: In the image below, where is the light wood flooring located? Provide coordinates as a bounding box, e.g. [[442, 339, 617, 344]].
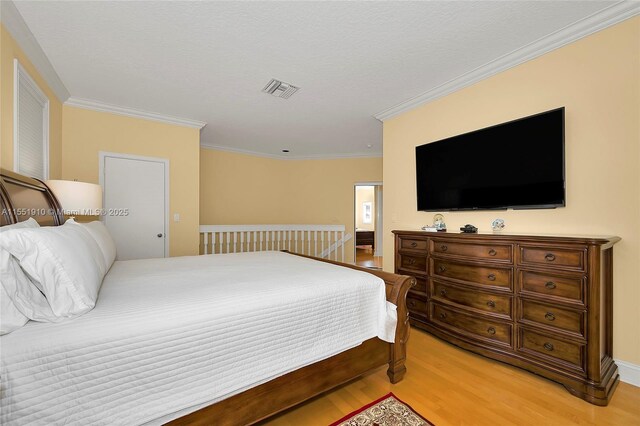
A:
[[355, 246, 383, 269], [263, 329, 640, 426]]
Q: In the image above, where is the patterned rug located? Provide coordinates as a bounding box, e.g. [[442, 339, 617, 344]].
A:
[[329, 393, 434, 426]]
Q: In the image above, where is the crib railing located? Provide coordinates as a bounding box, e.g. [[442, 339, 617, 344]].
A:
[[199, 224, 352, 262]]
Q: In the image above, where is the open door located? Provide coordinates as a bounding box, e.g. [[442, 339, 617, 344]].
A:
[[354, 183, 382, 269]]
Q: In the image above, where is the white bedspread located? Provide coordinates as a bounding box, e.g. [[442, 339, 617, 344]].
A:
[[0, 251, 396, 425]]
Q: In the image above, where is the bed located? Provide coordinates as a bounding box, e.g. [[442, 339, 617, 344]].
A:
[[355, 229, 375, 249], [0, 169, 415, 426]]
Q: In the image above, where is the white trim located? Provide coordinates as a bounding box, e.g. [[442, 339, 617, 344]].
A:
[[200, 224, 345, 233], [374, 185, 383, 257], [616, 359, 640, 388], [354, 181, 383, 187], [14, 59, 49, 180], [99, 151, 170, 258], [374, 1, 640, 121], [1, 1, 69, 102], [13, 61, 19, 174], [66, 97, 206, 129], [200, 144, 382, 161]]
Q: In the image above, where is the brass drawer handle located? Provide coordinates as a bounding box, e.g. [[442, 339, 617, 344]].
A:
[[438, 265, 446, 273], [488, 249, 497, 256], [545, 281, 556, 290], [407, 258, 416, 265], [439, 312, 447, 320], [410, 241, 418, 248], [545, 253, 556, 262], [440, 244, 448, 252], [487, 300, 496, 308], [487, 273, 496, 281], [545, 312, 556, 321], [487, 327, 496, 335], [543, 342, 554, 351], [440, 289, 448, 297]]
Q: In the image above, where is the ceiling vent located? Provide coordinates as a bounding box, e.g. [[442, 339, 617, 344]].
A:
[[262, 79, 299, 99]]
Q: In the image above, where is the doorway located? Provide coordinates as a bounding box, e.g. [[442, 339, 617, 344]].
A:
[[99, 152, 169, 260], [354, 183, 383, 269]]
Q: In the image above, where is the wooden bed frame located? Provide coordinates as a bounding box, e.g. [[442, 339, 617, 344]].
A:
[[0, 168, 415, 426]]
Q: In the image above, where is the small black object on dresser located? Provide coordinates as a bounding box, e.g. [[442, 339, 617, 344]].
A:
[[393, 230, 620, 406], [460, 224, 478, 233]]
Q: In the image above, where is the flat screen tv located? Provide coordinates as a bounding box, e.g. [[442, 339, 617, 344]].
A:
[[416, 107, 565, 211]]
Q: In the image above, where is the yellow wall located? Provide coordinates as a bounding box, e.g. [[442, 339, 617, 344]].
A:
[[62, 106, 200, 256], [0, 25, 62, 178], [382, 18, 640, 364], [200, 148, 382, 263], [355, 186, 375, 231]]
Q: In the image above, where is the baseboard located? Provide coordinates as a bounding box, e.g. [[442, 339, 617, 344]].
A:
[[616, 359, 640, 388]]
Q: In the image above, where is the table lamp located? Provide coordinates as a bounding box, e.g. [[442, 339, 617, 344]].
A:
[[45, 180, 102, 216]]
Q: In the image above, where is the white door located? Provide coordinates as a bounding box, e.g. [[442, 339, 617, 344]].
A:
[[102, 154, 167, 260]]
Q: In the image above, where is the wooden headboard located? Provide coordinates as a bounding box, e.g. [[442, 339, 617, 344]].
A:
[[0, 168, 65, 227]]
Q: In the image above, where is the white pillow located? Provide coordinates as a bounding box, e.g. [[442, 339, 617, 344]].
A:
[[0, 217, 40, 230], [66, 219, 116, 272], [0, 248, 60, 326], [0, 222, 107, 318], [0, 280, 28, 334], [0, 218, 40, 334]]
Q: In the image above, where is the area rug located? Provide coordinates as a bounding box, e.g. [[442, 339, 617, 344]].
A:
[[329, 393, 434, 426]]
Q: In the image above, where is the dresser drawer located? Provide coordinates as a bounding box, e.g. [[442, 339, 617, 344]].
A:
[[407, 294, 428, 319], [431, 258, 512, 290], [519, 245, 586, 271], [399, 253, 427, 273], [519, 270, 585, 304], [431, 240, 512, 262], [412, 276, 427, 294], [431, 303, 512, 347], [398, 274, 427, 296], [519, 300, 585, 338], [431, 280, 512, 318], [399, 237, 428, 252], [518, 328, 585, 373]]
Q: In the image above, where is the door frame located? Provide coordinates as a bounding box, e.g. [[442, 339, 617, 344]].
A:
[[99, 151, 170, 257], [354, 181, 383, 262]]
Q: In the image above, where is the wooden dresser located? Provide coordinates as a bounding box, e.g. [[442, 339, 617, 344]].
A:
[[392, 230, 620, 405], [356, 230, 375, 249]]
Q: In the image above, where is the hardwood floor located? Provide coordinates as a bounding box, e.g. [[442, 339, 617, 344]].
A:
[[355, 246, 382, 269], [262, 329, 640, 426]]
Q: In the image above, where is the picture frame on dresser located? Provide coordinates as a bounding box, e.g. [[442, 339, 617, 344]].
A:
[[393, 230, 620, 406]]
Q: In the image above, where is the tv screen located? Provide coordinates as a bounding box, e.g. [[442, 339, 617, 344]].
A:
[[416, 108, 565, 211]]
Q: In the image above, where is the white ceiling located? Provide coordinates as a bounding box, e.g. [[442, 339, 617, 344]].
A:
[[13, 1, 619, 158]]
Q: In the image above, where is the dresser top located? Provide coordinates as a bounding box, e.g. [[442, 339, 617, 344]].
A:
[[392, 229, 620, 247]]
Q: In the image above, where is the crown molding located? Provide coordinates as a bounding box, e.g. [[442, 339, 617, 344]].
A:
[[65, 97, 206, 129], [200, 144, 382, 161], [374, 1, 640, 121], [1, 1, 70, 102]]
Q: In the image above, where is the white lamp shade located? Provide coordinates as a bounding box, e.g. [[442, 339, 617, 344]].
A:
[[46, 180, 103, 215]]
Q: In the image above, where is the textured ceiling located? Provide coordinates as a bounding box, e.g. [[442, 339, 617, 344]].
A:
[[15, 1, 616, 158]]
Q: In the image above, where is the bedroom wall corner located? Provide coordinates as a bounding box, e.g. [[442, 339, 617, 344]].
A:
[[199, 148, 383, 263], [0, 24, 63, 179], [382, 17, 640, 366], [61, 105, 200, 257]]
